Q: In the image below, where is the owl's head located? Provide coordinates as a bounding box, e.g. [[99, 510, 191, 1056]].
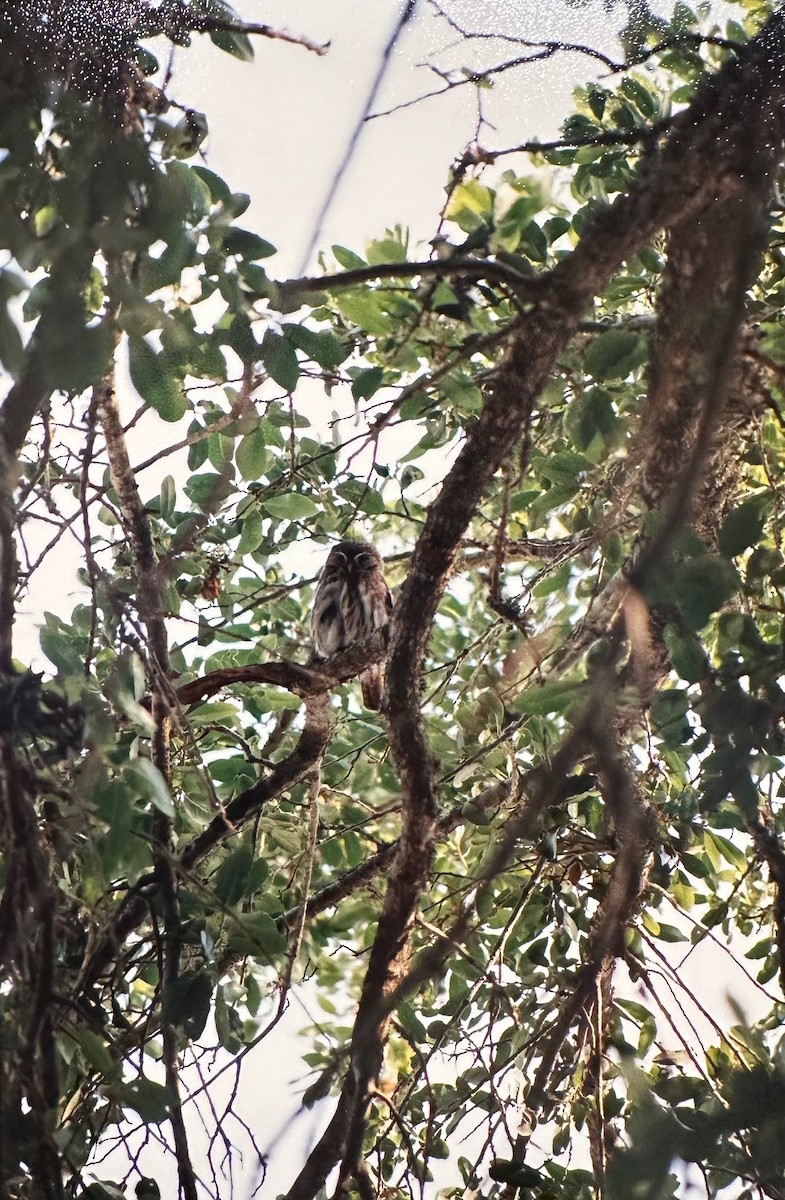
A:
[[328, 540, 383, 574]]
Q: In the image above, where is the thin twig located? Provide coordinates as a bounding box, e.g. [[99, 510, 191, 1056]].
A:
[[296, 0, 417, 271]]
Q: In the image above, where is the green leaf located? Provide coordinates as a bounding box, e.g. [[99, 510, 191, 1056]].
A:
[[519, 220, 548, 263], [71, 1028, 121, 1083], [222, 312, 258, 361], [105, 1077, 173, 1124], [351, 367, 385, 400], [445, 180, 494, 232], [237, 508, 264, 554], [209, 28, 254, 60], [245, 857, 269, 895], [334, 291, 396, 336], [283, 324, 347, 368], [664, 627, 708, 683], [191, 164, 232, 203], [236, 428, 273, 481], [495, 194, 543, 248], [215, 846, 254, 904], [262, 493, 318, 520], [163, 112, 209, 160], [669, 556, 740, 631], [537, 449, 590, 487], [224, 228, 276, 260], [226, 911, 286, 959], [261, 330, 300, 391], [184, 472, 235, 507], [159, 475, 176, 523], [652, 922, 687, 943], [366, 236, 407, 264], [718, 495, 768, 558], [128, 337, 188, 422], [39, 627, 84, 676], [186, 702, 241, 726], [515, 680, 583, 716], [162, 971, 213, 1040], [681, 852, 710, 879], [620, 76, 658, 118], [544, 215, 571, 242], [123, 759, 175, 817], [704, 829, 746, 869], [134, 46, 160, 75], [22, 277, 51, 322], [332, 244, 366, 269], [585, 328, 643, 380]]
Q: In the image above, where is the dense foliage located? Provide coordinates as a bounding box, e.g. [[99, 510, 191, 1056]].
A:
[[3, 2, 785, 1199]]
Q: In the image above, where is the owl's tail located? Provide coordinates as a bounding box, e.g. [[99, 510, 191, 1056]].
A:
[[360, 664, 384, 711]]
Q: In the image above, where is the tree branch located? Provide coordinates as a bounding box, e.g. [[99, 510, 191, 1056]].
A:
[[174, 631, 389, 706], [136, 5, 330, 56], [279, 254, 545, 302]]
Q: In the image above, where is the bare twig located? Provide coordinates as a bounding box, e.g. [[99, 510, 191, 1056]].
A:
[[279, 770, 323, 1009], [296, 0, 417, 271]]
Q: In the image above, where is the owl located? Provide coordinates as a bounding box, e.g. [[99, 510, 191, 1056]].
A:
[[311, 540, 393, 710]]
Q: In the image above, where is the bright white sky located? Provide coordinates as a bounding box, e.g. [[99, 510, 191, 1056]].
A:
[[174, 0, 618, 273]]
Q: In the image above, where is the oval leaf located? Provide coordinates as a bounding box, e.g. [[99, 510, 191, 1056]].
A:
[[123, 759, 174, 817], [262, 492, 318, 520], [128, 337, 187, 422]]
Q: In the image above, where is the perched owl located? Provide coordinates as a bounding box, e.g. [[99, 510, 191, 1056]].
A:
[[311, 540, 393, 710]]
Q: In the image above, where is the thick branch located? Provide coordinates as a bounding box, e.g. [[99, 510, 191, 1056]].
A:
[[174, 632, 389, 706]]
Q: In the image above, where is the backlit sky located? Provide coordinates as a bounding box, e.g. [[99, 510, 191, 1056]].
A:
[[172, 0, 619, 273]]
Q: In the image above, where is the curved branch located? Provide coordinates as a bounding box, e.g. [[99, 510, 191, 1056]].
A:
[[279, 255, 546, 301], [174, 632, 389, 706]]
